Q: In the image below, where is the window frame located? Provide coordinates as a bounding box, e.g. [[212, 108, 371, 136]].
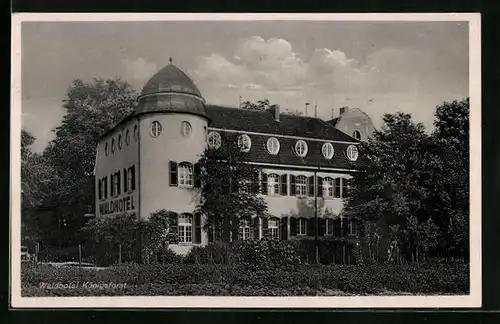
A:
[[207, 131, 222, 149], [346, 144, 359, 161], [352, 130, 361, 140], [294, 140, 308, 157], [151, 121, 162, 138], [181, 121, 192, 137], [178, 162, 194, 188], [238, 220, 251, 241], [268, 217, 279, 240], [267, 173, 280, 195], [237, 134, 252, 152], [322, 142, 334, 159], [297, 218, 307, 236], [266, 137, 280, 155], [322, 177, 334, 197], [295, 175, 308, 197], [178, 213, 193, 243]]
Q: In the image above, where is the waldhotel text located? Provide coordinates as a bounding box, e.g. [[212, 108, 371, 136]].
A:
[[39, 282, 127, 289]]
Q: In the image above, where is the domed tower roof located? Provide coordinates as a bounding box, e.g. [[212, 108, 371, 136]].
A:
[[135, 59, 209, 119]]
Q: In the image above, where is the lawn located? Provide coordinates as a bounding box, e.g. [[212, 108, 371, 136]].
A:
[[21, 262, 469, 296]]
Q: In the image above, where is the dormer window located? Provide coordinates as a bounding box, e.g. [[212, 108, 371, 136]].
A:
[[294, 140, 308, 157], [322, 142, 334, 159], [347, 145, 359, 161], [207, 131, 221, 149], [352, 130, 361, 140], [266, 137, 280, 155], [237, 134, 252, 152]]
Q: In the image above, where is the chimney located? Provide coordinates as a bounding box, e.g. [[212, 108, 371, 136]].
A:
[[270, 104, 280, 122], [339, 106, 348, 115]]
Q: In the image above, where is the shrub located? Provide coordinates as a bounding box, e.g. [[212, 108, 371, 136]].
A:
[[234, 239, 302, 271], [185, 241, 240, 264], [290, 237, 359, 264]]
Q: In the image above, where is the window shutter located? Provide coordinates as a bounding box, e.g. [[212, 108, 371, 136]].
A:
[[319, 218, 326, 236], [103, 177, 108, 199], [317, 176, 323, 197], [98, 179, 103, 200], [262, 217, 269, 239], [334, 218, 341, 236], [117, 171, 121, 195], [342, 218, 349, 236], [194, 163, 201, 188], [308, 218, 316, 236], [123, 169, 128, 192], [308, 176, 315, 197], [341, 178, 348, 197], [334, 178, 341, 198], [110, 174, 115, 196], [168, 212, 179, 244], [208, 226, 214, 243], [261, 173, 268, 195], [130, 165, 136, 191], [280, 217, 288, 240], [194, 213, 202, 243], [169, 161, 178, 186], [280, 174, 288, 196], [252, 217, 260, 240], [290, 175, 296, 195], [290, 218, 297, 236]]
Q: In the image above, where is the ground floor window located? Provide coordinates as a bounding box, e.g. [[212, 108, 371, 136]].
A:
[[269, 218, 279, 240], [238, 220, 251, 241], [178, 213, 193, 243], [325, 218, 334, 235], [297, 218, 307, 236]]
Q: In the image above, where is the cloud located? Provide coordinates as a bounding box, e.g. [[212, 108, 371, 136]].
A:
[[121, 58, 158, 89]]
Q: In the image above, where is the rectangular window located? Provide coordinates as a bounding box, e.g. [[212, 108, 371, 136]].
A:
[[178, 214, 193, 243], [178, 163, 194, 187], [129, 165, 136, 190], [267, 174, 280, 195], [269, 218, 279, 240], [322, 177, 334, 197], [297, 218, 307, 235], [295, 176, 307, 197], [238, 221, 251, 241], [334, 178, 341, 198], [325, 219, 334, 235]]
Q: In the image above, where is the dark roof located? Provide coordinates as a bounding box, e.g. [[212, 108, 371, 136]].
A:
[[140, 63, 203, 98], [206, 105, 357, 143], [326, 117, 339, 127]]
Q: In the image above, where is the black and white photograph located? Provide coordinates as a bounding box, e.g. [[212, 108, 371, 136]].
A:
[[11, 13, 481, 308]]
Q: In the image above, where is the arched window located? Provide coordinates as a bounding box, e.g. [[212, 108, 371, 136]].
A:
[[178, 213, 193, 243], [118, 134, 123, 149], [322, 142, 334, 159], [111, 138, 116, 154], [352, 130, 361, 140], [133, 125, 139, 141], [295, 175, 307, 197], [294, 140, 308, 157], [237, 134, 252, 152], [181, 121, 192, 137], [125, 130, 131, 145], [151, 121, 162, 137], [238, 220, 251, 241], [297, 218, 307, 236], [266, 137, 280, 155], [207, 131, 221, 149], [322, 177, 334, 197], [346, 145, 359, 161], [269, 217, 279, 240], [267, 174, 280, 195], [105, 142, 109, 156], [178, 162, 194, 187]]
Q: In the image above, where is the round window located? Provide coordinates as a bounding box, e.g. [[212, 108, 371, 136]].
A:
[[294, 140, 308, 157], [125, 130, 131, 145], [133, 125, 139, 141], [346, 145, 359, 161], [151, 121, 162, 138], [266, 137, 280, 155], [322, 142, 334, 159], [118, 134, 123, 149], [207, 131, 222, 149], [238, 134, 252, 152], [181, 121, 192, 137]]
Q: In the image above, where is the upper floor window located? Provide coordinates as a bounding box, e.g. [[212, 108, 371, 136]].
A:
[[151, 121, 162, 138], [237, 134, 252, 152], [125, 130, 131, 145], [294, 140, 308, 157], [203, 126, 207, 141], [269, 218, 279, 240], [347, 145, 359, 161], [178, 162, 194, 187], [111, 139, 116, 154], [295, 175, 308, 197], [322, 142, 334, 159], [267, 174, 280, 195], [322, 177, 334, 197], [207, 131, 221, 149], [105, 142, 109, 156], [297, 218, 307, 236], [238, 220, 251, 241], [266, 137, 280, 155], [178, 213, 193, 243], [352, 130, 361, 140], [124, 165, 136, 192], [133, 125, 139, 141], [181, 121, 192, 137], [118, 134, 123, 150]]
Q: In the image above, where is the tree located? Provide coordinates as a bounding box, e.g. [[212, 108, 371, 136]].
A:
[[141, 209, 179, 263], [343, 112, 440, 261], [241, 99, 270, 111], [196, 133, 269, 242]]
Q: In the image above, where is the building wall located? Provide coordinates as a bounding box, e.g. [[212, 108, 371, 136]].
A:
[[335, 108, 376, 141], [95, 119, 140, 218], [138, 112, 209, 254]]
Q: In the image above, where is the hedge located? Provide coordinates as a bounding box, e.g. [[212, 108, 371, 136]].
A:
[[22, 262, 469, 296]]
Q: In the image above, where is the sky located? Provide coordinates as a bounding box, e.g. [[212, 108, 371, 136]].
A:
[[21, 20, 469, 152]]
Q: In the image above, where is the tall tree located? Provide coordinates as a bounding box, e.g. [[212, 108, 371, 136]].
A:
[[343, 112, 440, 261], [196, 134, 269, 242], [241, 98, 270, 111]]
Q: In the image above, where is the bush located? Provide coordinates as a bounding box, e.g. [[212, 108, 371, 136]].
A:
[[290, 237, 359, 264], [234, 240, 301, 271], [185, 241, 239, 264]]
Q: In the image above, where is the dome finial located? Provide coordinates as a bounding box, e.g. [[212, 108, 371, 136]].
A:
[[169, 57, 173, 64]]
